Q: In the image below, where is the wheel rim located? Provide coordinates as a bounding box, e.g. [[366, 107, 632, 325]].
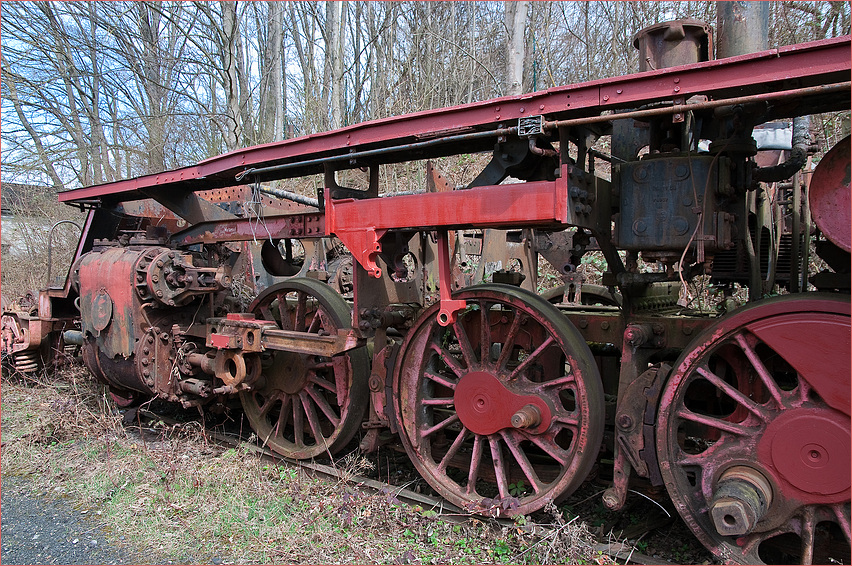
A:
[[240, 278, 368, 459], [657, 294, 851, 564], [394, 283, 604, 516]]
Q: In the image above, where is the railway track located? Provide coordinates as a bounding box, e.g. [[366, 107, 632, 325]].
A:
[[132, 407, 697, 566]]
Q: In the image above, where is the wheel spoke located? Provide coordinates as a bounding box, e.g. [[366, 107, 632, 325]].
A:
[[696, 365, 773, 423], [467, 435, 484, 494], [733, 333, 785, 408], [300, 390, 327, 447], [479, 300, 492, 367], [292, 395, 305, 446], [422, 397, 455, 406], [309, 374, 336, 392], [276, 294, 292, 331], [421, 413, 460, 438], [453, 318, 478, 369], [801, 505, 816, 564], [306, 384, 341, 427], [527, 430, 572, 466], [495, 311, 523, 370], [675, 406, 754, 436], [432, 342, 466, 377], [833, 503, 852, 543], [294, 291, 306, 332], [543, 373, 576, 389], [489, 436, 510, 499], [797, 375, 813, 405], [305, 309, 325, 334], [438, 427, 469, 472], [552, 412, 580, 430], [510, 335, 555, 380], [424, 369, 458, 390], [259, 304, 275, 325], [273, 394, 291, 437], [500, 429, 544, 493], [258, 392, 280, 417]]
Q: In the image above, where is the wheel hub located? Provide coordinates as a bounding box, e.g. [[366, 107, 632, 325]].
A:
[[273, 351, 309, 395], [758, 407, 850, 499], [453, 371, 552, 435]]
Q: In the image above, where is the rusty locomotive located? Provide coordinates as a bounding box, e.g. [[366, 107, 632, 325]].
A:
[[2, 15, 850, 565]]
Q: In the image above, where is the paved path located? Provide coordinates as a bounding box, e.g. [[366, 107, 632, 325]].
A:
[[1, 476, 141, 565]]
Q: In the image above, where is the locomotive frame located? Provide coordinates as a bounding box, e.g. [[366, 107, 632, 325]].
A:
[[2, 17, 850, 565]]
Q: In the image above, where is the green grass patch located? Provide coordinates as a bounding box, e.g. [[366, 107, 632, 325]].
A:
[[2, 363, 611, 564]]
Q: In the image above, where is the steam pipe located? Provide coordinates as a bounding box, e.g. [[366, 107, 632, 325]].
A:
[[753, 116, 811, 182]]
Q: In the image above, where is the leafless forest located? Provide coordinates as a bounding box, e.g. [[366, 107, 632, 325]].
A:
[[2, 1, 849, 188]]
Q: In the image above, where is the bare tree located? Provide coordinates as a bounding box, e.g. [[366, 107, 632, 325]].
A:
[[505, 1, 529, 95]]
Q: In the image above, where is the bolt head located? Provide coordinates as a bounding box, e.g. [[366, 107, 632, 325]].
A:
[[710, 497, 758, 536]]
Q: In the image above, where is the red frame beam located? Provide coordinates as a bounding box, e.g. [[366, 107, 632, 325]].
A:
[[325, 174, 569, 278]]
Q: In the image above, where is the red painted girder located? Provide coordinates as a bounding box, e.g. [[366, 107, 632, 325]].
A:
[[59, 36, 850, 205], [326, 177, 569, 278], [171, 213, 325, 246]]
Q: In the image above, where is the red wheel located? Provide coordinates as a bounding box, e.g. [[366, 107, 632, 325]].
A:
[[393, 284, 604, 516], [657, 294, 850, 564], [239, 278, 369, 459]]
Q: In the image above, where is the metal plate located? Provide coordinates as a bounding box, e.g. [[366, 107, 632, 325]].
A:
[[91, 289, 113, 333], [809, 135, 851, 252]]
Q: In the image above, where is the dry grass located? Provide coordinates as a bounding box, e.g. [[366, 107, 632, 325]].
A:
[[2, 363, 612, 565]]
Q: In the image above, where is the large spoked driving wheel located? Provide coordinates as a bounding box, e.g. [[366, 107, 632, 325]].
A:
[[657, 294, 850, 564], [393, 284, 604, 516], [240, 278, 369, 460]]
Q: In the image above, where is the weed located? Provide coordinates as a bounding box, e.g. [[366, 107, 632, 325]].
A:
[[2, 365, 619, 565], [508, 480, 529, 497]]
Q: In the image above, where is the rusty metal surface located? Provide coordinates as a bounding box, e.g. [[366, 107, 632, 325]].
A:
[[809, 135, 851, 253], [633, 19, 712, 72], [172, 213, 325, 246], [327, 175, 569, 279], [239, 278, 369, 460], [656, 294, 850, 564], [77, 247, 140, 358], [393, 284, 604, 516]]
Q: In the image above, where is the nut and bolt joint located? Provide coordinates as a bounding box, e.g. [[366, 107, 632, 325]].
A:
[[624, 324, 652, 347], [511, 404, 542, 429], [710, 467, 773, 537]]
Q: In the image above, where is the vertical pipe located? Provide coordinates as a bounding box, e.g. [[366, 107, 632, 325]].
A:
[[717, 1, 770, 300]]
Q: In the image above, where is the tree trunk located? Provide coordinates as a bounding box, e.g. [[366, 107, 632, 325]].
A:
[[221, 0, 242, 150], [505, 1, 528, 96]]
